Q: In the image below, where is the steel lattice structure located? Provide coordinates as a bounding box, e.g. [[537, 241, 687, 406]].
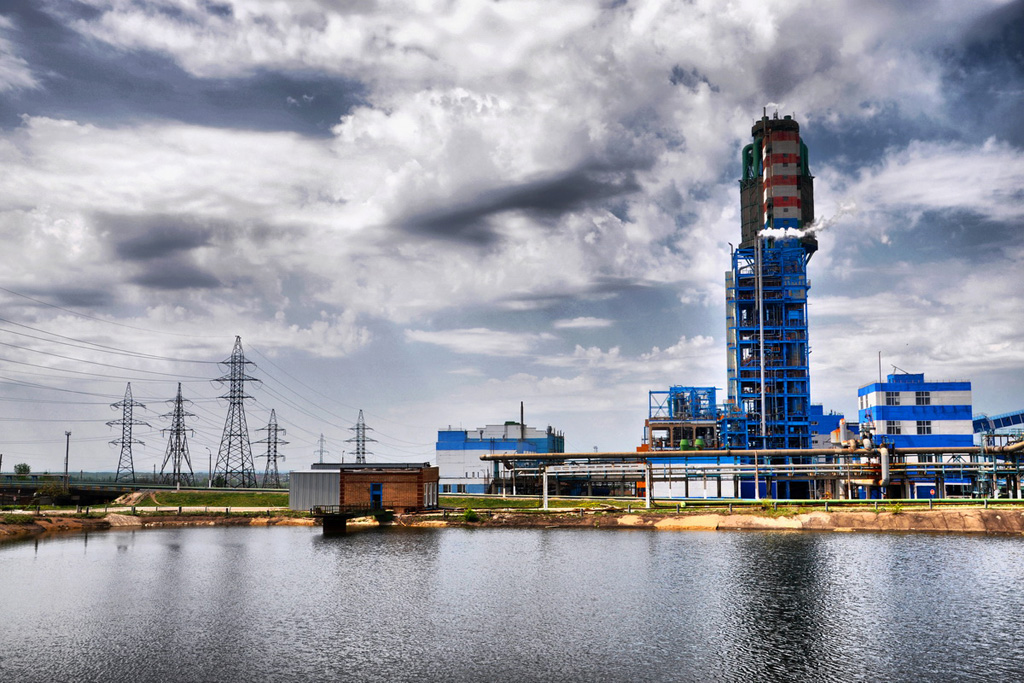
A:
[[346, 409, 376, 464], [255, 409, 288, 488], [109, 382, 149, 483], [159, 383, 195, 486], [314, 433, 330, 463], [214, 336, 260, 488]]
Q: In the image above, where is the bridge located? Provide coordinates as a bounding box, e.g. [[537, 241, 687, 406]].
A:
[[974, 409, 1024, 433]]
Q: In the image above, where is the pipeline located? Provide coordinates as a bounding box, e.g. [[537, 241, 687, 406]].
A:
[[483, 443, 1024, 462]]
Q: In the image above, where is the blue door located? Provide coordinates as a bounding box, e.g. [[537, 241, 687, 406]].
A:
[[370, 483, 383, 509]]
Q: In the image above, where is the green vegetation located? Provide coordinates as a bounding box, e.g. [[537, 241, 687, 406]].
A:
[[14, 463, 30, 478], [34, 481, 73, 505], [137, 491, 290, 507], [462, 508, 480, 523], [439, 496, 631, 510], [3, 513, 35, 524]]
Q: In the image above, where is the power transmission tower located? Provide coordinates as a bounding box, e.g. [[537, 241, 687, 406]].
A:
[[346, 409, 375, 464], [159, 383, 195, 487], [214, 336, 260, 488], [109, 383, 148, 483], [314, 433, 329, 463], [255, 409, 288, 488]]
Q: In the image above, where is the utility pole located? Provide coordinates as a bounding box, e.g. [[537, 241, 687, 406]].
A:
[[346, 410, 375, 464], [64, 431, 70, 492], [255, 409, 288, 488], [109, 383, 148, 483], [214, 336, 260, 488]]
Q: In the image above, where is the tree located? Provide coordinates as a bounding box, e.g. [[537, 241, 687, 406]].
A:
[[14, 463, 30, 476]]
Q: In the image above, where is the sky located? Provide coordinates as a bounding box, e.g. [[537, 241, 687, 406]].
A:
[[1, 0, 1023, 474]]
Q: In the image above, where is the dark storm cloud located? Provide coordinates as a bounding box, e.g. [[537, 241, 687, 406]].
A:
[[890, 209, 1024, 263], [398, 167, 642, 245], [669, 66, 718, 93], [759, 44, 840, 101], [107, 215, 215, 261], [808, 102, 951, 172], [98, 213, 223, 290], [33, 286, 114, 309], [130, 257, 222, 290], [0, 1, 366, 136], [940, 0, 1024, 146]]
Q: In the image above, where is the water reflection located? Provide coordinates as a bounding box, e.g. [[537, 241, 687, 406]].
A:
[[1, 527, 1022, 683]]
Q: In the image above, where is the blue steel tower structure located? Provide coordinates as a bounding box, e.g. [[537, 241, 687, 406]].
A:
[[726, 112, 816, 450]]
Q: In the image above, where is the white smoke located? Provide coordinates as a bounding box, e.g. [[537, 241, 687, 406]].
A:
[[758, 201, 858, 239], [760, 227, 806, 239], [806, 200, 858, 235]]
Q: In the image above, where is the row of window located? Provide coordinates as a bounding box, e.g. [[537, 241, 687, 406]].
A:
[[885, 391, 931, 406], [884, 420, 932, 435]]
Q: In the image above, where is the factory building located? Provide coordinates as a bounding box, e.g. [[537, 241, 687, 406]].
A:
[[858, 373, 973, 449], [858, 372, 973, 498], [289, 462, 439, 513], [436, 421, 564, 494]]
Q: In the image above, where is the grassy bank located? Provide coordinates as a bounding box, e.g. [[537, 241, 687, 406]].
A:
[[132, 491, 290, 507], [440, 495, 633, 510]]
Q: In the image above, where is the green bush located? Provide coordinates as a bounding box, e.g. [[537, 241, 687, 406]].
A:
[[462, 508, 480, 523]]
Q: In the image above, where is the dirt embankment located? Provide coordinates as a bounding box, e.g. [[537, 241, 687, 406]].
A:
[[0, 512, 315, 541], [398, 508, 1024, 535]]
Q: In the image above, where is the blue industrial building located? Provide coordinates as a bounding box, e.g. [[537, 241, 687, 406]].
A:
[[857, 373, 973, 449], [436, 422, 564, 494]]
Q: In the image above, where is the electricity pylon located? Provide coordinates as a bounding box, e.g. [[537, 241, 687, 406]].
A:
[[255, 409, 288, 488], [314, 433, 329, 463], [159, 383, 195, 487], [346, 409, 375, 464], [214, 336, 260, 488], [109, 383, 148, 483]]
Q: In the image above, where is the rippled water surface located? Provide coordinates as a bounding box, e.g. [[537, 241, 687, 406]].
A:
[[2, 526, 1023, 682]]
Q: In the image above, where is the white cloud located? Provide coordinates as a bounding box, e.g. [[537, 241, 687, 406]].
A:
[[553, 317, 613, 329], [837, 138, 1024, 226], [404, 327, 556, 357], [0, 16, 37, 92]]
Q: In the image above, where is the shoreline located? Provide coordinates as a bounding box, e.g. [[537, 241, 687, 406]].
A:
[[4, 506, 1024, 542], [0, 512, 315, 542], [399, 506, 1024, 535]]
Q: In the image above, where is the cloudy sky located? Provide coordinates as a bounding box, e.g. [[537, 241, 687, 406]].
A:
[[1, 0, 1023, 473]]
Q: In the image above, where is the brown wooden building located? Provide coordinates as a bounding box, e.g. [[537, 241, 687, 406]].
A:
[[337, 463, 439, 513]]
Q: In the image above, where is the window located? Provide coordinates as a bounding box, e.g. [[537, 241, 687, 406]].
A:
[[917, 421, 932, 435], [456, 484, 467, 493], [887, 420, 902, 435], [916, 391, 931, 405], [885, 391, 900, 406]]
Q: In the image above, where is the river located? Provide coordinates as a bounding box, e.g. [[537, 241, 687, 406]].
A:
[[1, 525, 1022, 682]]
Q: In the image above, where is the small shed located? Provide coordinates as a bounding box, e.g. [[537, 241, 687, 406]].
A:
[[338, 463, 439, 513], [289, 462, 438, 513]]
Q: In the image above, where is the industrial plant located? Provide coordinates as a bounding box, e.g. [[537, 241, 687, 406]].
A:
[[434, 112, 1024, 503]]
